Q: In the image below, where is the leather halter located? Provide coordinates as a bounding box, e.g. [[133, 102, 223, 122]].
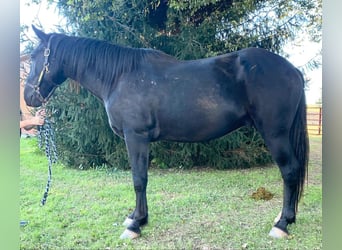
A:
[[27, 35, 59, 104]]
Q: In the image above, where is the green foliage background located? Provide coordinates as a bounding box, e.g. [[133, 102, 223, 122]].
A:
[[41, 0, 321, 169]]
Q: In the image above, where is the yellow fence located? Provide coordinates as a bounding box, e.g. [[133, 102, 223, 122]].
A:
[[307, 105, 322, 135]]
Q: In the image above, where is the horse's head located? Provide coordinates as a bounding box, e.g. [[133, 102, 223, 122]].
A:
[[24, 25, 67, 107]]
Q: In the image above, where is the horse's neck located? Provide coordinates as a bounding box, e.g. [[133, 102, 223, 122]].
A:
[[62, 47, 110, 101]]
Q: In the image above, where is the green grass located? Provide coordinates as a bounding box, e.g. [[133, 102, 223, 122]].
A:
[[20, 137, 322, 249]]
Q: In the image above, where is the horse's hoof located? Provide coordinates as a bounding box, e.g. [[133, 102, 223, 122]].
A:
[[268, 226, 288, 238], [120, 229, 140, 240], [274, 211, 282, 223], [122, 217, 134, 227]]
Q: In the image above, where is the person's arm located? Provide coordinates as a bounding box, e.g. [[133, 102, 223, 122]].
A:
[[20, 114, 45, 130]]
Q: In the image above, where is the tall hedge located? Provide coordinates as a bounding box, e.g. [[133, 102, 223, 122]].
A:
[[42, 0, 320, 169]]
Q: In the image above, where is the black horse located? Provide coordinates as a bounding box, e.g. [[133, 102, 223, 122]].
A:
[[24, 26, 309, 239]]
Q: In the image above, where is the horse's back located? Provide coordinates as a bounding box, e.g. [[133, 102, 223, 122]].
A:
[[108, 51, 249, 142], [106, 47, 304, 142]]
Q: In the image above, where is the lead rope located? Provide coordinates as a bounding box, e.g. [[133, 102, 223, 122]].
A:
[[38, 118, 58, 206]]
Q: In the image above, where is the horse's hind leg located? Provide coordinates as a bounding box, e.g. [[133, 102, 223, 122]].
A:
[[263, 134, 301, 238]]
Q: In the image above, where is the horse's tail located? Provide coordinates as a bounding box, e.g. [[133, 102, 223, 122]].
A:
[[290, 71, 309, 212]]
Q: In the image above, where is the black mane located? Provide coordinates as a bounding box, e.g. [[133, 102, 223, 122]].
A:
[[50, 34, 169, 86]]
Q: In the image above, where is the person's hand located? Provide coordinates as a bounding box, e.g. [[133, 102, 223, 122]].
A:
[[33, 109, 46, 126], [31, 115, 45, 126], [20, 109, 46, 130], [36, 109, 46, 117]]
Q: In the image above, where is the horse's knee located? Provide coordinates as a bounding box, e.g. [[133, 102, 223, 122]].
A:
[[134, 185, 146, 192]]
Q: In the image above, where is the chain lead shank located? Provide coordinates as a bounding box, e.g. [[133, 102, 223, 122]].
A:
[[38, 118, 58, 206]]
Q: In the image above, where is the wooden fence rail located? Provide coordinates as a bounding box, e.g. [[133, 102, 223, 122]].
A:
[[307, 105, 322, 135]]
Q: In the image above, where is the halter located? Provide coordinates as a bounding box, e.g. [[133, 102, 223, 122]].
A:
[[28, 35, 59, 104]]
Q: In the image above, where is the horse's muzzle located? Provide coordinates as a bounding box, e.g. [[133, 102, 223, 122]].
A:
[[24, 88, 43, 107]]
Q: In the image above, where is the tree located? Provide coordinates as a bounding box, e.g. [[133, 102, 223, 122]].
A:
[[54, 0, 321, 57], [33, 0, 321, 169]]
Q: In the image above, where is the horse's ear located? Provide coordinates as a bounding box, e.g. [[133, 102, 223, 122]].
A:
[[32, 25, 48, 43]]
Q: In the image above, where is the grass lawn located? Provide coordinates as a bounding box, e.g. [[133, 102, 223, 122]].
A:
[[20, 136, 322, 249]]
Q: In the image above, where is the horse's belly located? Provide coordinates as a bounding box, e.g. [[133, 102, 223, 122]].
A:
[[157, 107, 246, 142]]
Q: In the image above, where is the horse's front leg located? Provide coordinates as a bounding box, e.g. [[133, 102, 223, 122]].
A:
[[120, 130, 149, 239]]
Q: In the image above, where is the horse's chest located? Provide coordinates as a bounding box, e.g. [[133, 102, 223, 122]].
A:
[[104, 95, 158, 138]]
